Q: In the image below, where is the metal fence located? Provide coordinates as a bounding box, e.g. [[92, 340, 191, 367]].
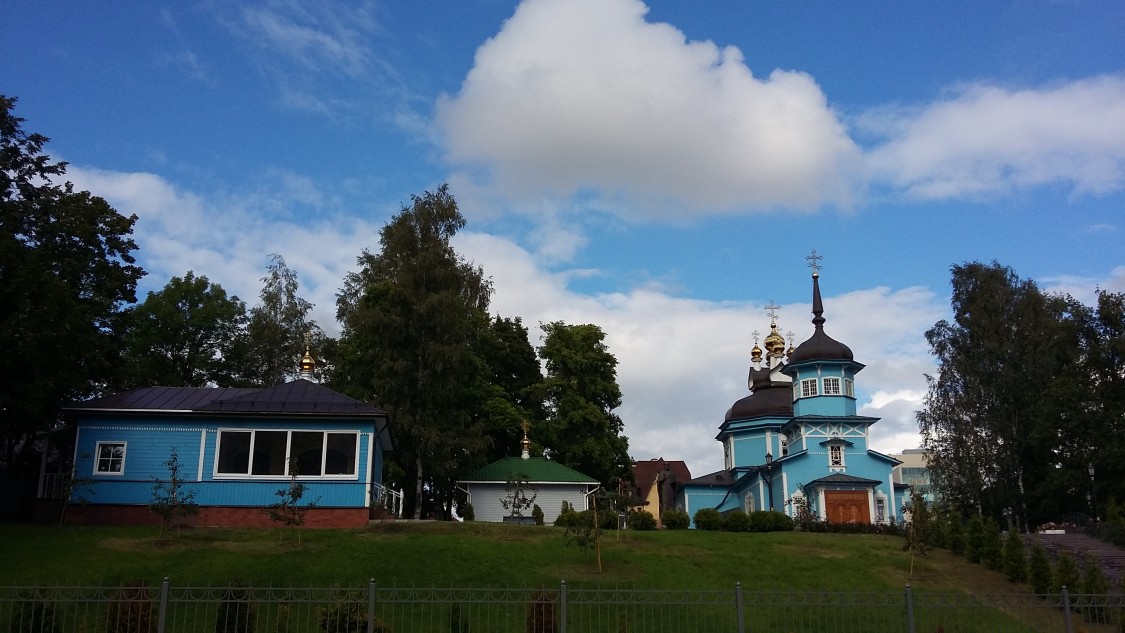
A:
[[2, 580, 1122, 633]]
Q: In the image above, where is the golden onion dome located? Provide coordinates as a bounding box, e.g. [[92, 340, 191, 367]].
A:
[[751, 344, 763, 360], [299, 348, 315, 373], [764, 321, 786, 356]]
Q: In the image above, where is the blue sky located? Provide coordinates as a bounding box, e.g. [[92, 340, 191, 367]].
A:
[[5, 0, 1124, 476]]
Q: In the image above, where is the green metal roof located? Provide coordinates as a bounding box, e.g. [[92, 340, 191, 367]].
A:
[[459, 457, 598, 484]]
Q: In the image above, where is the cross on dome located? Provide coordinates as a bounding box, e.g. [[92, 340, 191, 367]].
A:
[[805, 250, 823, 274], [764, 300, 781, 322]]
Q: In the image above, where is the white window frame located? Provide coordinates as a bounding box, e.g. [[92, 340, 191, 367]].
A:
[[844, 379, 855, 398], [780, 436, 789, 457], [800, 378, 818, 398], [214, 429, 360, 480], [829, 444, 845, 468], [93, 441, 127, 475], [822, 377, 841, 396]]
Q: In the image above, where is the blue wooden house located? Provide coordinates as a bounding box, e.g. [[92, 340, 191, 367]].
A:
[[60, 378, 392, 528], [680, 263, 907, 526]]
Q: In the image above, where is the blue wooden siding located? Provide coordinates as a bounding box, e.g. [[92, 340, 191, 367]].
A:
[[74, 416, 377, 508]]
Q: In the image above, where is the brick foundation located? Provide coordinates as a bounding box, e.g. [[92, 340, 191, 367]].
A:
[[64, 504, 369, 528]]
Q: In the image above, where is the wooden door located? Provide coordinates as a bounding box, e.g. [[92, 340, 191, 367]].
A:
[[824, 490, 870, 524]]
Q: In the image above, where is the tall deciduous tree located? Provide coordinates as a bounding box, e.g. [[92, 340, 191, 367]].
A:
[[1, 95, 144, 468], [538, 321, 630, 485], [241, 254, 325, 386], [119, 271, 247, 388], [918, 261, 1085, 524], [335, 185, 492, 519], [475, 316, 546, 464]]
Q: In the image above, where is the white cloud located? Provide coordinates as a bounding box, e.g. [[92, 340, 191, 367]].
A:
[[66, 166, 383, 330], [436, 0, 863, 217], [863, 75, 1125, 200]]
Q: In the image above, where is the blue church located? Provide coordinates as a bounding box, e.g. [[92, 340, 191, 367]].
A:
[[680, 258, 907, 526]]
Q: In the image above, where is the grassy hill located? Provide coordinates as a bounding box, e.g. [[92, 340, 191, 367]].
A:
[[0, 521, 1025, 594]]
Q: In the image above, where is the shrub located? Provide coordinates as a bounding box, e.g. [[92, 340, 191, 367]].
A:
[[1052, 551, 1080, 594], [1078, 554, 1111, 622], [1002, 530, 1027, 583], [966, 515, 985, 563], [945, 510, 966, 555], [149, 448, 198, 538], [1028, 543, 1052, 595], [526, 589, 555, 633], [461, 502, 474, 522], [723, 509, 750, 532], [661, 509, 690, 530], [532, 504, 544, 526], [628, 510, 656, 531], [105, 584, 152, 633], [215, 585, 257, 633], [980, 518, 1003, 571], [11, 597, 60, 633], [693, 508, 723, 531], [767, 511, 795, 532], [319, 602, 388, 633], [554, 502, 577, 527]]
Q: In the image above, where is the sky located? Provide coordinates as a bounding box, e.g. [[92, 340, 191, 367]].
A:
[[4, 0, 1124, 478]]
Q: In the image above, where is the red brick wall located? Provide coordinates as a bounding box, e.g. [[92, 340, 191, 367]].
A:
[[64, 505, 369, 528]]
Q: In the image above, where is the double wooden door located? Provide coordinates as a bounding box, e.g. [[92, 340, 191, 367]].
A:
[[824, 490, 870, 524]]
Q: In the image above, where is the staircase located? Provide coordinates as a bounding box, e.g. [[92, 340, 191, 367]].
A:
[[1028, 531, 1125, 592]]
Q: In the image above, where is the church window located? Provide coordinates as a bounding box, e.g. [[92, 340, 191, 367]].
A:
[[876, 498, 886, 523], [780, 437, 789, 457], [823, 377, 841, 395], [844, 379, 855, 398], [724, 440, 731, 470], [800, 378, 818, 398], [829, 445, 844, 467]]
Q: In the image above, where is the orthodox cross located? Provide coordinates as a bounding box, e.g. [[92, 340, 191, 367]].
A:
[[751, 330, 760, 345], [805, 249, 823, 273], [520, 420, 530, 437], [303, 330, 313, 349], [764, 299, 781, 322], [787, 331, 795, 345]]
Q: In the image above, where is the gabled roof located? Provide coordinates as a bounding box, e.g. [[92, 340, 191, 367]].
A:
[[632, 458, 691, 500], [67, 380, 384, 417], [683, 469, 734, 486], [459, 457, 597, 484], [805, 473, 883, 486], [64, 380, 391, 448]]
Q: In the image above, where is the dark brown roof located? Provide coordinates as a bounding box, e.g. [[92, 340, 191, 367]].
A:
[[684, 470, 733, 486], [632, 458, 692, 500], [789, 272, 854, 364], [66, 380, 386, 418]]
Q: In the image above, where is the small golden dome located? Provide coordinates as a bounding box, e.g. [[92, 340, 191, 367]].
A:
[[751, 344, 763, 360], [764, 321, 786, 356], [299, 348, 315, 372]]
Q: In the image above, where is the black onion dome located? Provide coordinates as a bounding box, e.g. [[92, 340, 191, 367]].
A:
[[790, 272, 853, 363], [725, 368, 793, 421]]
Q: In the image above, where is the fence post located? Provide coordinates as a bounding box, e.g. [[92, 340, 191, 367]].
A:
[[158, 577, 170, 633], [904, 585, 915, 633], [735, 582, 745, 633], [367, 578, 377, 633], [559, 580, 567, 633], [1061, 586, 1073, 633]]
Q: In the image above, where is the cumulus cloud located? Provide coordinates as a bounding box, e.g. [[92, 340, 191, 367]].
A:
[[436, 0, 863, 217], [66, 166, 384, 330], [863, 75, 1125, 200]]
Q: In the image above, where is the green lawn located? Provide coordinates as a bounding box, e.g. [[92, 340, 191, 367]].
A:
[[0, 521, 1024, 594]]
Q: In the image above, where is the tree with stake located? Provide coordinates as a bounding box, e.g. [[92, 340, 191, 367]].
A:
[[149, 448, 198, 538]]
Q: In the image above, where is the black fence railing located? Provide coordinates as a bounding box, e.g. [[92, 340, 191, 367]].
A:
[[3, 580, 1123, 633]]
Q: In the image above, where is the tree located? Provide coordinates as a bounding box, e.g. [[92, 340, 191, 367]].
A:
[[149, 448, 198, 538], [499, 471, 537, 522], [918, 262, 1084, 524], [334, 185, 492, 519], [538, 322, 630, 485], [475, 316, 546, 464], [1, 95, 144, 470], [1002, 529, 1027, 583], [119, 271, 247, 388], [903, 491, 933, 577], [266, 470, 319, 544], [1028, 543, 1052, 595], [241, 254, 326, 386]]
